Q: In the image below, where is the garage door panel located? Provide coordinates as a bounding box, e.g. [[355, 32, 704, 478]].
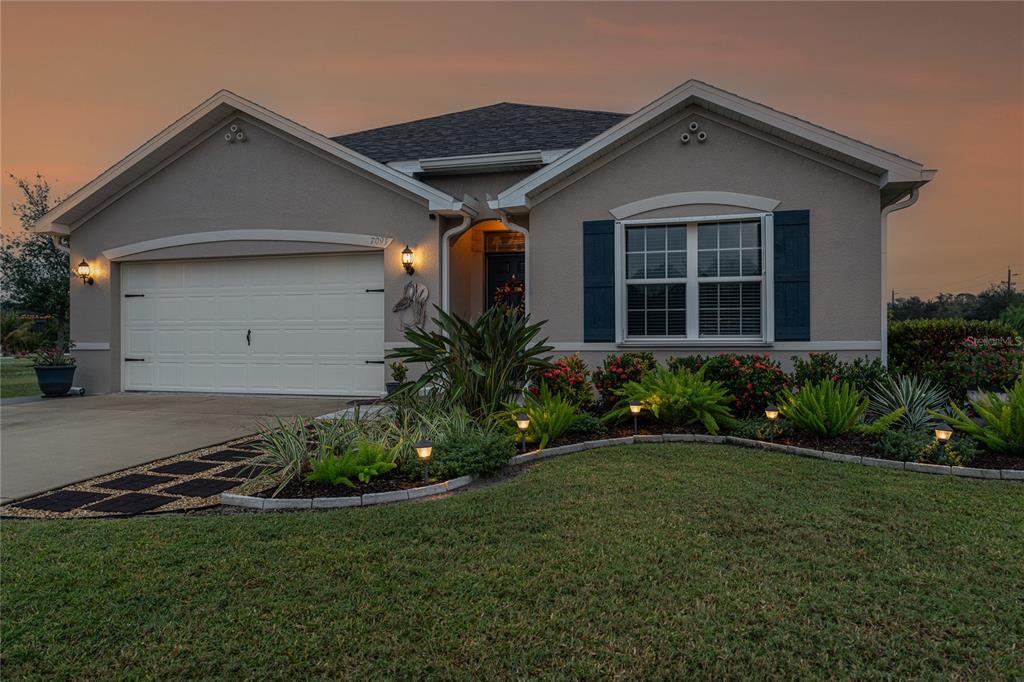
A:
[[122, 253, 383, 395]]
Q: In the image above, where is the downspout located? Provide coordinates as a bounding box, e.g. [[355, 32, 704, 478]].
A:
[[879, 187, 920, 367], [497, 210, 530, 316], [439, 211, 473, 313]]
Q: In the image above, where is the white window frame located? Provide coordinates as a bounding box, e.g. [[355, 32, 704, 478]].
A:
[[614, 212, 774, 345]]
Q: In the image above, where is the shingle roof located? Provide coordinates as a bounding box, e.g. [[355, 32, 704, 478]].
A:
[[332, 102, 628, 164]]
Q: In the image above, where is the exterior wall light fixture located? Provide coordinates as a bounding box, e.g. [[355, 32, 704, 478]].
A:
[[76, 260, 94, 285], [401, 246, 415, 275]]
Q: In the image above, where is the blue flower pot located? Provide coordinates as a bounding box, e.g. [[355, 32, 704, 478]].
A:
[[34, 365, 76, 397]]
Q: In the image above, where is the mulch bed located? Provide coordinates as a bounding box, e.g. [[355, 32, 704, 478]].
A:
[[260, 471, 432, 499]]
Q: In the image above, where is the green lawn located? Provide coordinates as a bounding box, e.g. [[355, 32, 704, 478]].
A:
[[3, 445, 1022, 678], [1, 357, 37, 398]]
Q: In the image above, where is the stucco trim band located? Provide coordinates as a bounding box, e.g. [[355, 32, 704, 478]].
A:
[[102, 230, 394, 260], [610, 192, 781, 219]]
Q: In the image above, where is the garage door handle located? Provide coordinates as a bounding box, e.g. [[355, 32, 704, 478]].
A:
[[125, 358, 145, 362], [124, 293, 145, 298], [365, 360, 385, 364], [365, 288, 384, 293], [246, 329, 251, 346]]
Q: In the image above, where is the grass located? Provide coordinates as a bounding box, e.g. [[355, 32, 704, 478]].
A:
[[3, 444, 1022, 678], [1, 357, 37, 398]]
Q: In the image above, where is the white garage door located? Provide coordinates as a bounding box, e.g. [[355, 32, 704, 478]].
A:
[[121, 253, 384, 395]]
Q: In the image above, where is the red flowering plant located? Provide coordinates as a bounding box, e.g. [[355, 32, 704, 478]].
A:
[[790, 352, 885, 393], [944, 336, 1024, 395], [530, 353, 594, 407], [493, 277, 526, 315], [668, 353, 789, 417], [593, 352, 656, 408]]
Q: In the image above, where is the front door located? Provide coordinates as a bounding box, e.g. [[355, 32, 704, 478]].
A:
[[485, 253, 525, 310]]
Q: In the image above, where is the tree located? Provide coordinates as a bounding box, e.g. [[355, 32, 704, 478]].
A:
[[1, 174, 69, 350]]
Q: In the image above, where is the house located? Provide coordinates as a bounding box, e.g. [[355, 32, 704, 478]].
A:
[[34, 80, 934, 397]]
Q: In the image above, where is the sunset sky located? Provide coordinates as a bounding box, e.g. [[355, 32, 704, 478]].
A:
[[2, 1, 1021, 298]]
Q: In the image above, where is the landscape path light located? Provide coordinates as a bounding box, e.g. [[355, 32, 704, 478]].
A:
[[414, 439, 433, 482], [934, 422, 953, 459], [515, 413, 530, 452], [628, 401, 642, 436]]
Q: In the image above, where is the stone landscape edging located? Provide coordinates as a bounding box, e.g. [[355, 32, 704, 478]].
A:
[[508, 434, 1023, 481], [220, 474, 474, 510], [220, 434, 1022, 510]]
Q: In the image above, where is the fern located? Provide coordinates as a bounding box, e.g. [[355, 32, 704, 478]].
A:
[[934, 372, 1024, 455], [604, 366, 734, 435], [778, 379, 904, 438], [305, 439, 398, 488], [506, 383, 578, 449]]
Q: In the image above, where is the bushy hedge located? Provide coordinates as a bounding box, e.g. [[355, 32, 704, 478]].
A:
[[888, 319, 1023, 397]]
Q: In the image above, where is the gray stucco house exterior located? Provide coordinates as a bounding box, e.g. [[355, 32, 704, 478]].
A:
[[35, 80, 934, 397]]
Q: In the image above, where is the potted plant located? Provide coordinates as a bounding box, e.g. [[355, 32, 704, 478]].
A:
[[32, 347, 76, 397], [387, 361, 408, 395]]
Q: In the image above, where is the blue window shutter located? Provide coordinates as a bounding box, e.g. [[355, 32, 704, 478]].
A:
[[773, 210, 810, 342], [583, 220, 616, 342]]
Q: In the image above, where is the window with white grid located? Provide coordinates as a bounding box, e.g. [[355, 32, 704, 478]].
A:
[[619, 214, 768, 342], [697, 220, 763, 338], [624, 224, 687, 338]]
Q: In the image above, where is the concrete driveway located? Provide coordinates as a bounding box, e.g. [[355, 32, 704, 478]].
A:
[[1, 393, 347, 503]]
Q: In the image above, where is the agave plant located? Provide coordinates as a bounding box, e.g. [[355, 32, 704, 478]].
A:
[[387, 306, 554, 418], [935, 372, 1024, 455], [604, 366, 735, 435], [777, 379, 904, 439], [868, 374, 947, 432]]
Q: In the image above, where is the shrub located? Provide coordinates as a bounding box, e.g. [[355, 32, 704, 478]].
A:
[[876, 429, 977, 466], [1001, 303, 1024, 336], [888, 318, 1022, 397], [936, 373, 1024, 455], [945, 336, 1024, 395], [777, 379, 904, 439], [791, 352, 885, 393], [668, 353, 789, 417], [604, 366, 734, 434], [728, 416, 792, 441], [388, 306, 553, 417], [593, 352, 656, 408], [305, 440, 397, 488], [509, 384, 579, 449], [567, 412, 607, 439], [532, 354, 594, 407], [433, 424, 515, 479], [868, 374, 947, 432]]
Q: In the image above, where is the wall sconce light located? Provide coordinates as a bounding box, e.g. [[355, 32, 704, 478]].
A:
[[76, 260, 94, 285], [401, 246, 415, 275]]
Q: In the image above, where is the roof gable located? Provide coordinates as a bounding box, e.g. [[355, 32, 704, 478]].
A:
[[333, 102, 627, 164], [34, 90, 469, 235], [492, 80, 934, 211]]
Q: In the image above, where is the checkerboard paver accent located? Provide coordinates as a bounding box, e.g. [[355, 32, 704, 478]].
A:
[[98, 474, 176, 491], [161, 478, 238, 498], [14, 491, 110, 512], [151, 460, 219, 475], [85, 493, 177, 514]]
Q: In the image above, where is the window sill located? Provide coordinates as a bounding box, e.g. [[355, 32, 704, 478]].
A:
[[618, 339, 771, 348]]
